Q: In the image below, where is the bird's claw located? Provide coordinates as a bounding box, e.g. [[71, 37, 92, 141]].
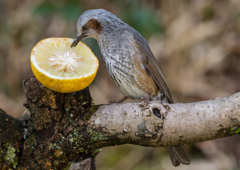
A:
[[108, 100, 117, 104], [138, 97, 150, 110]]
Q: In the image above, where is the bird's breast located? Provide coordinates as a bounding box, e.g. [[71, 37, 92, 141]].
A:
[[98, 35, 160, 100], [101, 52, 159, 99]]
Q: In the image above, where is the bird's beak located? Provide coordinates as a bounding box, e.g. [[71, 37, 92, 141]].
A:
[[71, 33, 87, 47]]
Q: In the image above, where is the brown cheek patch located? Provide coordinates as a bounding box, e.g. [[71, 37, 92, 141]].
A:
[[87, 19, 102, 34]]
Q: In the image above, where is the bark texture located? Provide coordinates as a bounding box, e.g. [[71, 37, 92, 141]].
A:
[[0, 76, 239, 169], [0, 109, 24, 169]]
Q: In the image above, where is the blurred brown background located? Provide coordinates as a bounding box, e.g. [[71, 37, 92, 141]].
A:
[[1, 0, 240, 169]]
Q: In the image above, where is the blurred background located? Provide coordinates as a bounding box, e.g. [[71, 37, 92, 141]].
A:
[[1, 0, 240, 169]]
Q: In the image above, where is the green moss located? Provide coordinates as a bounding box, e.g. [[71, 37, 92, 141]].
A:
[[78, 148, 84, 152], [91, 149, 101, 157], [84, 115, 90, 121], [87, 128, 108, 142], [229, 127, 240, 135], [26, 133, 36, 151], [69, 138, 74, 144], [89, 104, 98, 113], [137, 121, 148, 135], [48, 142, 54, 150], [69, 128, 84, 148], [65, 106, 71, 112], [4, 144, 18, 169], [54, 160, 59, 166], [63, 162, 71, 170]]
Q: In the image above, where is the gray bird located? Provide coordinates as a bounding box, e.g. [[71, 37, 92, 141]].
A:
[[71, 9, 191, 167]]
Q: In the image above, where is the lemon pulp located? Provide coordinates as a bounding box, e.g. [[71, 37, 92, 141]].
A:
[[31, 37, 99, 93]]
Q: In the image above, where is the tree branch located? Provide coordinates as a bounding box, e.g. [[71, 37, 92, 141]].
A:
[[91, 93, 240, 147], [0, 76, 239, 169]]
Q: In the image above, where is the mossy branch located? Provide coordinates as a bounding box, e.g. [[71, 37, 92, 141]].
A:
[[0, 76, 239, 169]]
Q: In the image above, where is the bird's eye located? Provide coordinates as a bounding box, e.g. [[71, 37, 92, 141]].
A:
[[82, 25, 88, 31]]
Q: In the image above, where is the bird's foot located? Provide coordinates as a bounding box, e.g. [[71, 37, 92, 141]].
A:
[[108, 100, 117, 104], [138, 97, 150, 110]]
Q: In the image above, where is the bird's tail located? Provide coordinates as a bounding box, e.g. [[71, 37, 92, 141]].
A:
[[168, 145, 191, 167]]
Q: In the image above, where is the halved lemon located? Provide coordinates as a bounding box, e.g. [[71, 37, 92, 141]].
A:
[[30, 37, 99, 93]]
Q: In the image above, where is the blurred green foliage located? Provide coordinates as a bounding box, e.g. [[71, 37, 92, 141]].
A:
[[33, 0, 163, 38], [33, 0, 83, 21], [121, 8, 164, 38]]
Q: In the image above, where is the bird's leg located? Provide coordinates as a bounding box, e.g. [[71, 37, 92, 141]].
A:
[[108, 100, 117, 104], [117, 96, 128, 103], [147, 93, 151, 101], [108, 96, 128, 104], [140, 93, 151, 102]]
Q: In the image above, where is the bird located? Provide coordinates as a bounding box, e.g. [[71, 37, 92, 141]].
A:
[[71, 9, 191, 167]]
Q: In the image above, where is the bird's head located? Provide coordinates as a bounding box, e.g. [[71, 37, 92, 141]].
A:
[[71, 9, 124, 47]]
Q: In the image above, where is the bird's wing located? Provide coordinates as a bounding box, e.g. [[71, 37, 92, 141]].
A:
[[132, 30, 173, 103], [124, 28, 191, 166]]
